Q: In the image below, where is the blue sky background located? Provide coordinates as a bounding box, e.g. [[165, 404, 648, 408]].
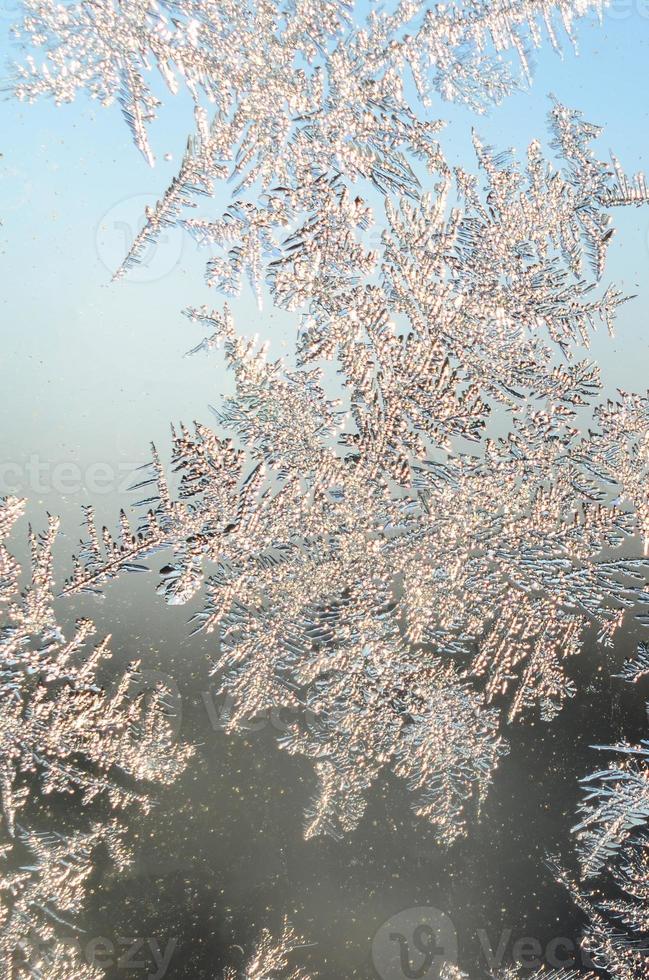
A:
[[0, 3, 648, 537]]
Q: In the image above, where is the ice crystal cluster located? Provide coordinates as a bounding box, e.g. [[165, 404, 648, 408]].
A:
[[559, 700, 649, 979], [0, 497, 192, 978], [492, 970, 595, 980], [49, 109, 649, 843], [223, 921, 311, 980], [10, 0, 649, 848], [12, 0, 608, 177], [443, 962, 626, 978], [7, 0, 649, 973]]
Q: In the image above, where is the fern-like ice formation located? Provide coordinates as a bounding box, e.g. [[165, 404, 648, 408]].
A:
[[9, 0, 649, 845], [0, 496, 193, 977], [575, 732, 649, 881], [553, 695, 649, 979], [0, 824, 128, 980], [10, 0, 613, 290], [223, 921, 311, 980], [12, 0, 607, 172], [493, 970, 595, 979], [0, 496, 191, 836], [418, 962, 593, 977], [50, 106, 649, 843]]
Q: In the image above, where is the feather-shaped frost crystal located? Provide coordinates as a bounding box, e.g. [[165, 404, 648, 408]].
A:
[[554, 700, 649, 979], [0, 497, 193, 973], [223, 921, 312, 980]]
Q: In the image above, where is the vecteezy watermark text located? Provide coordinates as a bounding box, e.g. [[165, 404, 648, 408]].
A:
[[0, 457, 141, 497], [372, 907, 596, 978], [25, 934, 177, 980]]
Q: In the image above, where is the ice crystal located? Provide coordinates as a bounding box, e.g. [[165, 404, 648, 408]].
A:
[[49, 106, 649, 842], [223, 921, 311, 980], [0, 497, 191, 837], [11, 0, 607, 176], [10, 0, 649, 974], [617, 642, 649, 684], [0, 496, 193, 974], [493, 970, 594, 979], [557, 860, 649, 979], [391, 962, 592, 978], [0, 824, 127, 980], [10, 0, 649, 847], [574, 712, 649, 881], [555, 703, 649, 979], [8, 0, 615, 298]]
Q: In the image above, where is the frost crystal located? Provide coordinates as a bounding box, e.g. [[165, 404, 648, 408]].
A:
[[0, 497, 191, 837], [9, 0, 649, 852], [493, 970, 595, 979], [223, 921, 311, 980], [12, 0, 607, 172], [53, 107, 649, 842], [574, 712, 649, 882], [0, 497, 192, 975], [555, 702, 649, 979], [0, 824, 127, 980]]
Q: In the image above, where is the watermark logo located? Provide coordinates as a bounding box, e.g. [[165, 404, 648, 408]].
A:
[[95, 194, 184, 283], [372, 907, 458, 980], [0, 456, 142, 497], [201, 687, 320, 735], [21, 932, 176, 980]]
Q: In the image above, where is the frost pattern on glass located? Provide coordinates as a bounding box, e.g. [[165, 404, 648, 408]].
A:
[[0, 497, 192, 977], [9, 0, 649, 853], [10, 0, 615, 294], [549, 693, 649, 980], [223, 922, 311, 980], [0, 497, 190, 835], [47, 105, 649, 842], [493, 970, 595, 979], [7, 0, 649, 973], [12, 0, 607, 170], [0, 824, 128, 979]]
